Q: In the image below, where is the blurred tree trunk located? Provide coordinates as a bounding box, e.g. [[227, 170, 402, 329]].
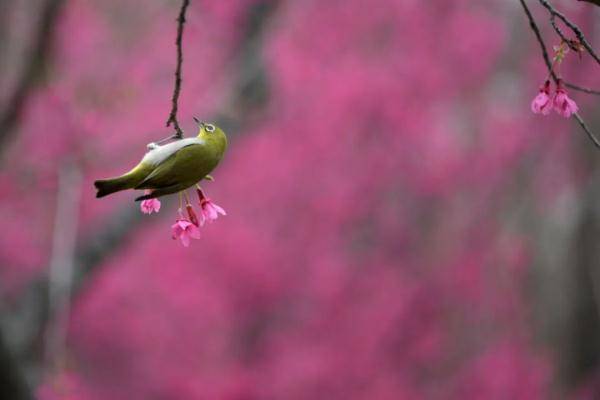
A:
[[569, 179, 600, 383], [0, 1, 65, 398], [0, 332, 32, 400], [532, 97, 600, 396]]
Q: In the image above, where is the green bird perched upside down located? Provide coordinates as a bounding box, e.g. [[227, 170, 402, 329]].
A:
[[94, 119, 227, 201]]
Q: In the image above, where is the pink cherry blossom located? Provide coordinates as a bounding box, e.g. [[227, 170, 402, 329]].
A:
[[140, 190, 161, 214], [530, 81, 552, 115], [197, 189, 226, 225], [553, 88, 578, 118], [140, 198, 161, 214], [171, 219, 201, 247]]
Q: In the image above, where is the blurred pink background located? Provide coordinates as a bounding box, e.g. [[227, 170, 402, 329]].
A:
[[2, 0, 600, 398]]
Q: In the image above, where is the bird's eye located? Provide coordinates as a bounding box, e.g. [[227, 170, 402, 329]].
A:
[[205, 124, 216, 133]]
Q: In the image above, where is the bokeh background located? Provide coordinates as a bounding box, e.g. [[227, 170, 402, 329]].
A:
[[2, 0, 600, 398]]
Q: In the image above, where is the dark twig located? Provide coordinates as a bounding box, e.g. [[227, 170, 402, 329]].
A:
[[519, 0, 600, 150], [573, 113, 600, 149], [550, 14, 578, 52], [165, 0, 190, 139], [519, 0, 600, 95], [538, 0, 600, 66], [519, 0, 557, 80], [564, 82, 600, 96]]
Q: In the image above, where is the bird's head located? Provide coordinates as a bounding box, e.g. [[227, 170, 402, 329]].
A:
[[193, 117, 228, 156]]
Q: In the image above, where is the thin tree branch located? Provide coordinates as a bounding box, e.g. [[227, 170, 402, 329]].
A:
[[520, 0, 600, 95], [519, 0, 557, 79], [538, 0, 600, 66], [519, 0, 600, 150], [550, 14, 579, 52], [573, 113, 600, 149], [165, 0, 190, 140], [564, 82, 600, 96]]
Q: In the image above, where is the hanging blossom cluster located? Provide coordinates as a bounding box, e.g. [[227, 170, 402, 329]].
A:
[[531, 79, 578, 118], [140, 187, 226, 247], [530, 42, 578, 118]]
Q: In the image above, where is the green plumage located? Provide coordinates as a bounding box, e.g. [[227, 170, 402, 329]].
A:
[[94, 123, 227, 201]]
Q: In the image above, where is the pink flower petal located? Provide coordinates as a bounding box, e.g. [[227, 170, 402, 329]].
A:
[[199, 198, 226, 223], [140, 198, 161, 214], [171, 218, 201, 246], [553, 89, 578, 118], [188, 224, 201, 239], [206, 204, 218, 220], [531, 91, 551, 115], [179, 232, 191, 247], [213, 204, 226, 216], [171, 224, 183, 239]]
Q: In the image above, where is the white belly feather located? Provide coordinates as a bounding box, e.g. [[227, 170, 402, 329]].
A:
[[141, 138, 205, 166]]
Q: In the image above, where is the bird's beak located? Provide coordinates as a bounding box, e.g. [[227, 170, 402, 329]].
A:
[[193, 117, 204, 127]]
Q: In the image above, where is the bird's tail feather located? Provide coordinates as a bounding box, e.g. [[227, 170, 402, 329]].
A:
[[94, 175, 135, 198]]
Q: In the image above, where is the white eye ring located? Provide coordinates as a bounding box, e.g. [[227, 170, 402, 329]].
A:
[[205, 124, 215, 133]]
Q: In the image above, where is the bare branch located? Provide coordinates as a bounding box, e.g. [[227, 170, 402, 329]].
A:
[[519, 0, 556, 78], [538, 0, 600, 66], [519, 0, 600, 95], [165, 0, 190, 139], [573, 113, 600, 150], [564, 82, 600, 96], [519, 0, 600, 96], [549, 14, 579, 52]]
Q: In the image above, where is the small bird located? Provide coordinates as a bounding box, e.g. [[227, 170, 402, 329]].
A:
[[94, 119, 227, 201]]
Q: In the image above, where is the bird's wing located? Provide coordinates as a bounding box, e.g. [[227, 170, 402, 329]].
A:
[[141, 137, 203, 166], [136, 143, 207, 189]]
